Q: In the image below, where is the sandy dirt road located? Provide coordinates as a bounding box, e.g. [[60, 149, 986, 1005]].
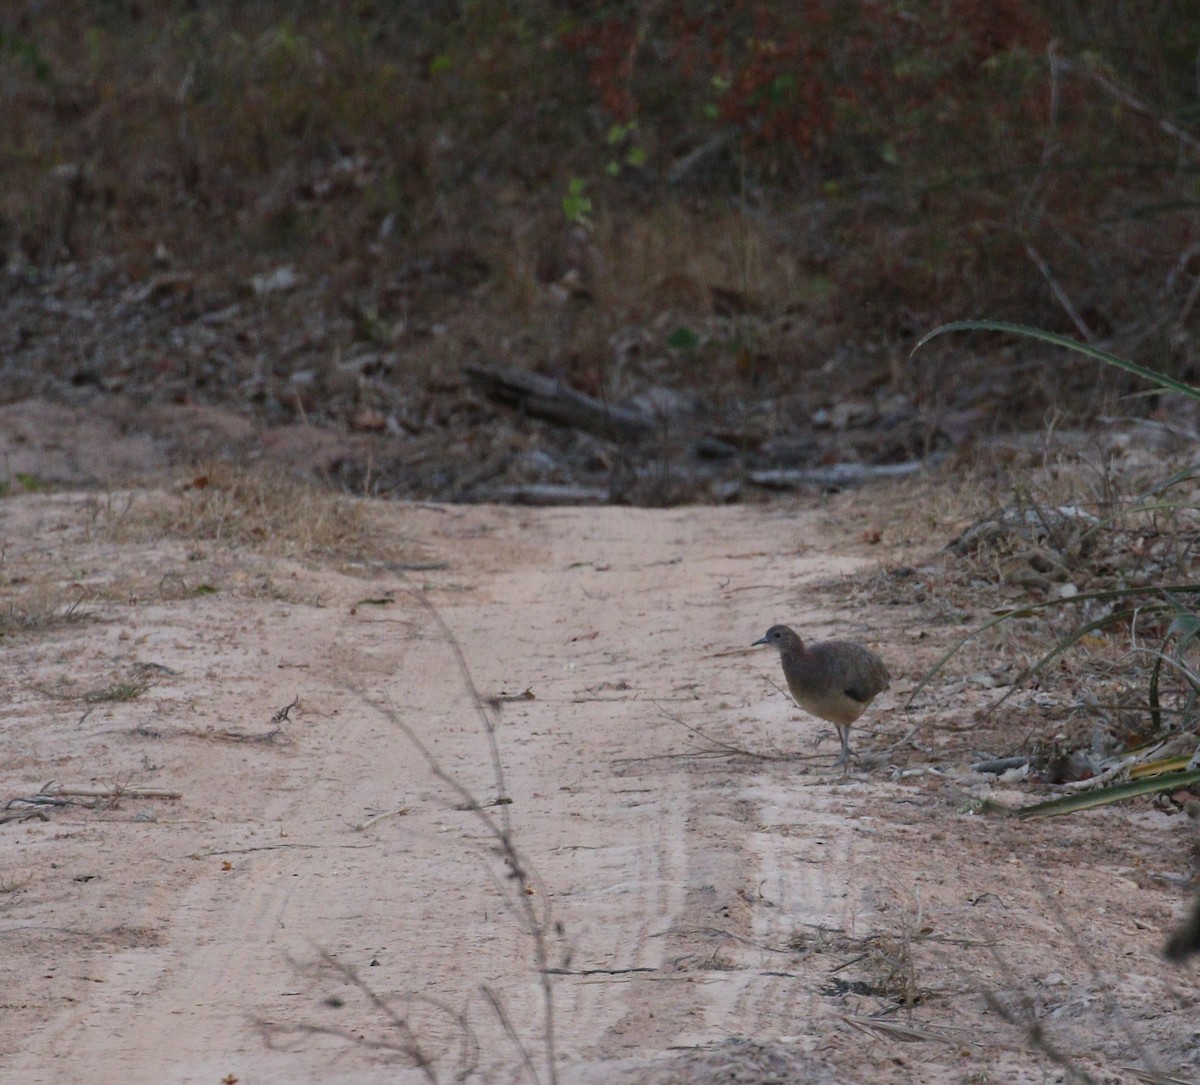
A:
[[2, 491, 1199, 1084]]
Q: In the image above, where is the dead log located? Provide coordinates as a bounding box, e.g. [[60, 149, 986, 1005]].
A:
[[491, 484, 611, 506], [749, 457, 942, 490], [465, 364, 658, 443]]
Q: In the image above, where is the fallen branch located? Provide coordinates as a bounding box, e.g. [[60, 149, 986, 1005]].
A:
[[466, 363, 657, 443], [492, 484, 610, 506], [1, 782, 181, 824], [41, 784, 182, 800], [748, 457, 940, 490], [543, 966, 655, 976], [208, 726, 286, 743]]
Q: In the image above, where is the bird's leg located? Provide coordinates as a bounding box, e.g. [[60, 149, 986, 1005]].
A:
[[836, 725, 852, 768]]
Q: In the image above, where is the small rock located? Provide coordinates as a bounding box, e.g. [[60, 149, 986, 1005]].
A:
[[351, 409, 387, 432], [998, 763, 1030, 785], [250, 265, 301, 296], [627, 385, 696, 421]]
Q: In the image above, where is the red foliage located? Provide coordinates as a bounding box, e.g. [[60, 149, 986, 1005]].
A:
[[563, 0, 1050, 158], [561, 17, 640, 123]]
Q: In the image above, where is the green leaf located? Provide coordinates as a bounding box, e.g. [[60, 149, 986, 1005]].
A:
[[0, 31, 54, 83], [562, 177, 593, 226], [606, 122, 634, 145], [769, 72, 797, 100], [667, 326, 701, 351]]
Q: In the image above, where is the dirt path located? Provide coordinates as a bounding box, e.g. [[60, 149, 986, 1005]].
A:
[[2, 493, 1198, 1084]]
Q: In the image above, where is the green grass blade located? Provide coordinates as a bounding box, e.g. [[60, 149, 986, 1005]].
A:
[[1144, 463, 1200, 497], [906, 584, 1200, 708], [1149, 649, 1164, 732], [1016, 768, 1200, 820], [989, 608, 1146, 713], [912, 320, 1200, 400]]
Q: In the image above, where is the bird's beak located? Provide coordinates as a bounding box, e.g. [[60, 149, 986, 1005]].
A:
[[750, 636, 768, 647]]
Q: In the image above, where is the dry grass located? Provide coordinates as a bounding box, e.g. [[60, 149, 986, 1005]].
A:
[[83, 680, 149, 704], [6, 3, 1199, 445], [833, 435, 1200, 775], [152, 467, 374, 555], [0, 583, 89, 639], [90, 465, 426, 569], [0, 871, 35, 894], [0, 466, 432, 644]]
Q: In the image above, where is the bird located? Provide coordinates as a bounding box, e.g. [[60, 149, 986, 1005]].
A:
[[751, 624, 890, 765]]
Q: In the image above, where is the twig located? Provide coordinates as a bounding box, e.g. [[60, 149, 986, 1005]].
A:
[[491, 484, 610, 507], [1025, 242, 1093, 342], [543, 966, 655, 976], [42, 785, 182, 800], [482, 986, 542, 1085], [301, 951, 445, 1084], [978, 988, 1100, 1085], [465, 363, 656, 443], [403, 589, 513, 811], [839, 1013, 970, 1045], [1055, 56, 1200, 153], [378, 697, 558, 1081], [1028, 871, 1165, 1083], [270, 696, 299, 725], [208, 726, 285, 744], [653, 701, 799, 762], [881, 721, 924, 757], [189, 843, 371, 858], [3, 782, 180, 818], [0, 807, 51, 824], [352, 806, 411, 832], [378, 581, 560, 1085], [1017, 41, 1062, 226], [4, 777, 180, 806], [1119, 1066, 1200, 1085]]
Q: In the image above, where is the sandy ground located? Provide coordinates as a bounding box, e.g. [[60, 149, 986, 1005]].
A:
[[3, 460, 1200, 1083]]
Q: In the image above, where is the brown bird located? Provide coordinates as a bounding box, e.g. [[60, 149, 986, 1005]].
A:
[[751, 624, 890, 765]]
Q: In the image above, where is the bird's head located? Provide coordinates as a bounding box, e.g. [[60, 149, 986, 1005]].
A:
[[751, 625, 801, 652]]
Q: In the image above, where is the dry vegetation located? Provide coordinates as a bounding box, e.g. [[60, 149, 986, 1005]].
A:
[[2, 463, 1200, 1077], [0, 463, 427, 646], [3, 7, 1200, 1075], [2, 2, 1200, 502], [813, 429, 1200, 800], [130, 464, 417, 563]]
